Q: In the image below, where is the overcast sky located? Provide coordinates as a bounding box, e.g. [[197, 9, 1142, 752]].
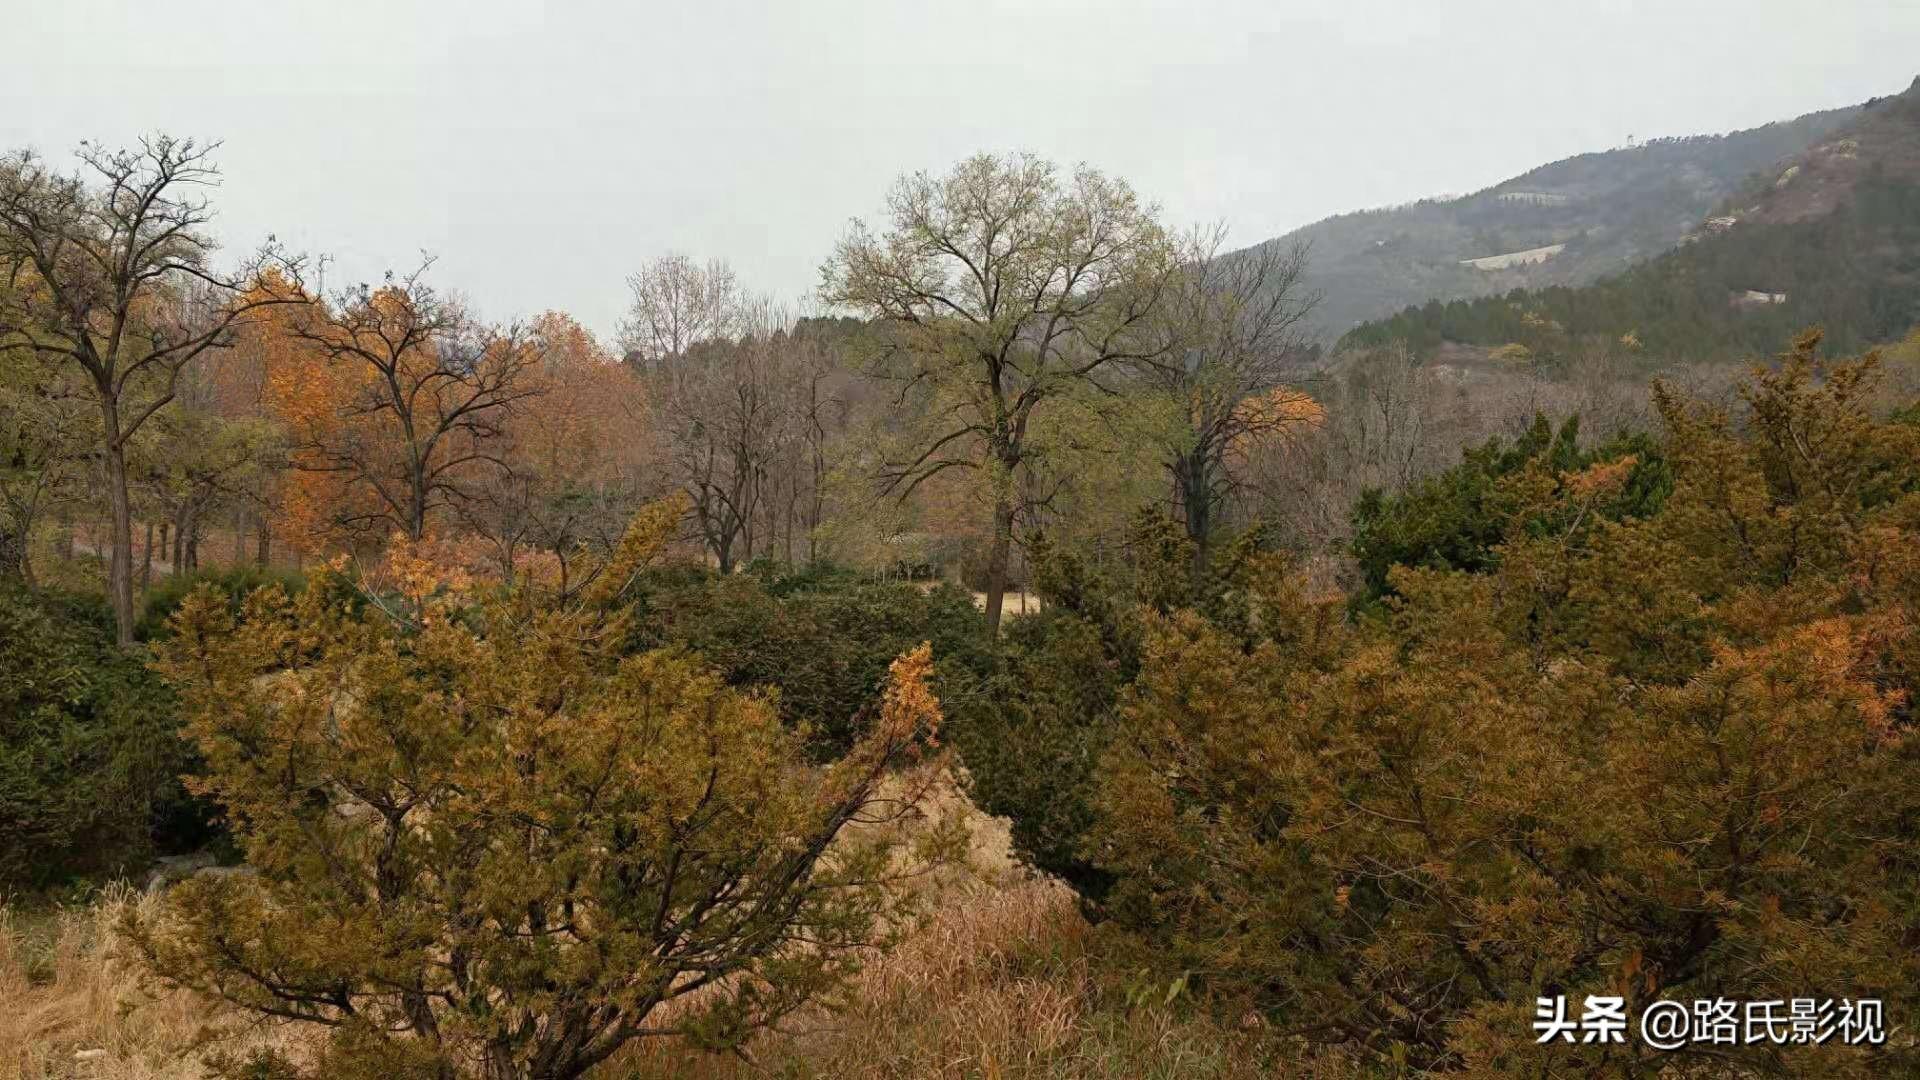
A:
[[6, 0, 1917, 339]]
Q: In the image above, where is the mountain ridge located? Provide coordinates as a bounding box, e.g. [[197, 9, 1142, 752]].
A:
[[1243, 100, 1867, 345], [1336, 75, 1920, 362]]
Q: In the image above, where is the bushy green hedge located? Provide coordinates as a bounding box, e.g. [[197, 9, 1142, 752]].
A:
[[957, 606, 1120, 898], [1077, 345, 1920, 1074], [622, 565, 995, 760], [954, 514, 1265, 899], [1350, 414, 1670, 605], [136, 565, 308, 641], [0, 584, 210, 888]]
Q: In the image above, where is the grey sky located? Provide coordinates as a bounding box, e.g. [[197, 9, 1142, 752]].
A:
[[6, 0, 1916, 340]]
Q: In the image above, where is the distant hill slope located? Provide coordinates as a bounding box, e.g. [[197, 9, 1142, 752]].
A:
[[1245, 103, 1862, 344], [1339, 77, 1920, 362]]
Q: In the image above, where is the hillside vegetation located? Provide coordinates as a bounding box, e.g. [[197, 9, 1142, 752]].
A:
[[1343, 77, 1920, 361], [1240, 100, 1862, 344]]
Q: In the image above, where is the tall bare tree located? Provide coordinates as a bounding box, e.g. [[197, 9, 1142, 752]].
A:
[[619, 253, 850, 572], [0, 137, 301, 643], [1148, 229, 1318, 579], [767, 320, 847, 564], [617, 253, 743, 372], [643, 300, 822, 572], [821, 152, 1179, 635], [1246, 342, 1446, 553]]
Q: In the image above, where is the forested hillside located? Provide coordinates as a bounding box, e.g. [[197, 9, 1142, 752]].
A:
[[1343, 76, 1920, 361], [1244, 101, 1862, 344]]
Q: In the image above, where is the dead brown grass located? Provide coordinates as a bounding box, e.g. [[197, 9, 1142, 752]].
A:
[[0, 886, 309, 1080], [607, 876, 1346, 1080], [605, 782, 1344, 1079], [1, 788, 1348, 1079]]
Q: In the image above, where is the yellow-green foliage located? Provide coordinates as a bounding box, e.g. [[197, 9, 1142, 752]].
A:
[[126, 503, 958, 1080], [1088, 333, 1920, 1077]]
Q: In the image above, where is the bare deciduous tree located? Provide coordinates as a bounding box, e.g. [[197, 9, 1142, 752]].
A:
[[1147, 228, 1319, 579], [619, 254, 852, 573], [617, 253, 743, 372], [0, 137, 302, 643], [1248, 342, 1465, 559], [645, 300, 835, 571], [767, 321, 848, 564]]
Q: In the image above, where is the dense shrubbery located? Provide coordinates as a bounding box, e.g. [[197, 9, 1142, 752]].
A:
[[620, 562, 994, 759], [1350, 414, 1670, 604], [956, 514, 1268, 899], [1067, 334, 1920, 1075], [954, 567, 1129, 900], [134, 564, 309, 641], [0, 584, 206, 888], [128, 507, 957, 1080]]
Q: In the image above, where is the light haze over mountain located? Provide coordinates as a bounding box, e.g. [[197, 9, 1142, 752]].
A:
[[1246, 103, 1864, 344]]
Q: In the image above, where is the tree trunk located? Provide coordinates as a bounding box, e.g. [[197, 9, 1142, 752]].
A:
[[408, 461, 428, 541], [740, 487, 755, 565], [102, 435, 137, 646], [184, 512, 200, 574], [482, 1045, 519, 1080], [0, 518, 27, 583], [982, 493, 1013, 638], [1179, 452, 1213, 588], [255, 514, 272, 565], [140, 519, 155, 595], [784, 489, 797, 565]]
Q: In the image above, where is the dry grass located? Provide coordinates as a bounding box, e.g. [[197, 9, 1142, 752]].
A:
[[607, 783, 1343, 1079], [608, 877, 1340, 1079], [1, 789, 1347, 1080], [0, 886, 309, 1080]]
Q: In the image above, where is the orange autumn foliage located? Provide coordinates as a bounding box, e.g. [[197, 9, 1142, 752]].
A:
[[246, 291, 383, 558]]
